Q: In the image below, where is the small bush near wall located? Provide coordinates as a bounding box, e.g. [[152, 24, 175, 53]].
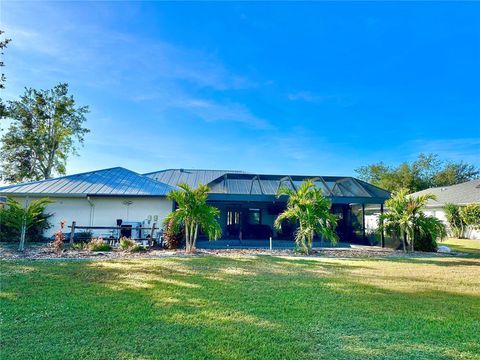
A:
[[119, 237, 143, 252], [163, 219, 185, 249], [88, 238, 112, 252]]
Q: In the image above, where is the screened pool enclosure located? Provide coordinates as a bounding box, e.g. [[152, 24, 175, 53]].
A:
[[150, 171, 391, 246]]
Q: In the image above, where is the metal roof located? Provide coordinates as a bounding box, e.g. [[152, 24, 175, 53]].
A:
[[0, 167, 391, 203], [0, 167, 174, 197], [206, 173, 390, 200], [144, 169, 247, 189], [410, 179, 480, 207]]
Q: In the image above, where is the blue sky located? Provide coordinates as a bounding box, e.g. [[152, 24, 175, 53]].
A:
[[1, 1, 479, 177]]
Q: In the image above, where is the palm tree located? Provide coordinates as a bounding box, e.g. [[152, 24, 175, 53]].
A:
[[379, 189, 444, 252], [274, 180, 338, 255], [1, 197, 52, 251], [165, 183, 221, 253]]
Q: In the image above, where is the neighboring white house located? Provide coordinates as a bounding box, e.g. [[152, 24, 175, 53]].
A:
[[410, 179, 480, 239]]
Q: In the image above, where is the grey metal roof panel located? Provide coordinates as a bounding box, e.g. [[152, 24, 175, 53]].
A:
[[410, 179, 480, 206], [207, 173, 389, 200], [0, 167, 174, 196], [144, 169, 247, 189]]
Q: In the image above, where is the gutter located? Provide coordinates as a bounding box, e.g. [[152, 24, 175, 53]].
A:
[[86, 196, 95, 226]]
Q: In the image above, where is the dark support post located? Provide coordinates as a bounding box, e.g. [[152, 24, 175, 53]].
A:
[[380, 204, 385, 248], [149, 223, 156, 247], [362, 204, 366, 242], [69, 221, 76, 246]]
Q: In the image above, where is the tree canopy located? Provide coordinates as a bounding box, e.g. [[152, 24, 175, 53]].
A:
[[275, 180, 337, 255], [1, 83, 90, 182], [356, 153, 479, 192], [165, 183, 222, 253]]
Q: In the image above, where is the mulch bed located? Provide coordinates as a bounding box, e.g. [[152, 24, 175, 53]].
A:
[[0, 243, 459, 260]]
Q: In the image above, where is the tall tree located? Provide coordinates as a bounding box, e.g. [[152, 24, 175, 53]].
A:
[[274, 180, 338, 255], [0, 29, 11, 90], [0, 29, 11, 119], [164, 183, 222, 253], [356, 153, 479, 192], [1, 83, 90, 182]]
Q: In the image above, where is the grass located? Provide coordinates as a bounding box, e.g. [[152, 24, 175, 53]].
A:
[[441, 238, 480, 256], [1, 255, 480, 360]]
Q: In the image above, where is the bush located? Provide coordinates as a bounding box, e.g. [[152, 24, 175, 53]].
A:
[[71, 242, 88, 250], [0, 199, 52, 242], [461, 204, 480, 229], [444, 203, 465, 238], [414, 231, 437, 252], [119, 236, 143, 252], [88, 238, 112, 252], [162, 219, 185, 249], [414, 215, 447, 252]]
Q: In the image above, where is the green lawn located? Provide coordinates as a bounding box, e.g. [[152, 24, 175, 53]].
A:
[[442, 238, 480, 256], [1, 255, 480, 359]]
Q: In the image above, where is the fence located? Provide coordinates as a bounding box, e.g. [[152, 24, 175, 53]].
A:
[[67, 221, 161, 247]]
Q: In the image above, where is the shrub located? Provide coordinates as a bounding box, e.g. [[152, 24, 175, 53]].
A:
[[119, 236, 143, 252], [0, 198, 52, 242], [88, 238, 112, 252], [71, 242, 88, 250], [414, 215, 447, 252], [460, 204, 480, 229], [52, 220, 65, 253], [444, 203, 465, 238], [162, 219, 185, 250]]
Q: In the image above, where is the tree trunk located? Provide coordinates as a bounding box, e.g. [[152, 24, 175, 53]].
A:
[[185, 220, 190, 252], [18, 216, 27, 252], [402, 232, 407, 253], [192, 223, 199, 252]]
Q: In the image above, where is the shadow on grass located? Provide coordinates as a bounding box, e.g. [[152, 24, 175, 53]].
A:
[[1, 256, 479, 359]]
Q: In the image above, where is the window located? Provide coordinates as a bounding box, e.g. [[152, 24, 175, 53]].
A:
[[248, 208, 261, 225], [227, 211, 241, 225]]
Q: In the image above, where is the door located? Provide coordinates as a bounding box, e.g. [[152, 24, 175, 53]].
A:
[[226, 209, 242, 238]]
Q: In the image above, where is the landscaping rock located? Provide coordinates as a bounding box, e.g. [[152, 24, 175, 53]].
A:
[[437, 245, 452, 253]]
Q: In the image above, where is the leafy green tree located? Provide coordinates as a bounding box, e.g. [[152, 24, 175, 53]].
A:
[[379, 189, 446, 252], [0, 29, 11, 119], [0, 198, 53, 251], [443, 203, 466, 238], [165, 183, 221, 253], [274, 180, 337, 255], [460, 204, 480, 230], [356, 153, 479, 192], [0, 29, 11, 90], [1, 83, 89, 183]]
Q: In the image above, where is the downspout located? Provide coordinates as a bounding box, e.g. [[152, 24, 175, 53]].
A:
[[87, 196, 95, 226]]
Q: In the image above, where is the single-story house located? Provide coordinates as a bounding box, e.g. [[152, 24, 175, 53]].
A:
[[410, 179, 480, 239], [0, 167, 391, 245]]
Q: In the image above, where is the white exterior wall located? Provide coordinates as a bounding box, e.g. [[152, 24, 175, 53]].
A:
[[10, 196, 173, 238]]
